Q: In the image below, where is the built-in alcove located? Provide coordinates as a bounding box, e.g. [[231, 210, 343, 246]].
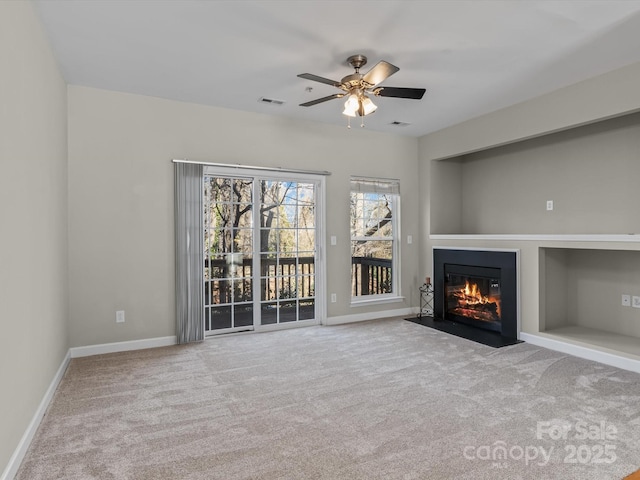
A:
[[426, 108, 640, 368], [539, 247, 640, 358], [430, 110, 640, 236]]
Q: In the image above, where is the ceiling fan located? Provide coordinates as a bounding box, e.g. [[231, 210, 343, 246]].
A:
[[298, 54, 426, 122]]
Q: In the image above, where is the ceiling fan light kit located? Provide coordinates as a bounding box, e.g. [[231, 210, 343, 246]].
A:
[[342, 94, 359, 117], [298, 54, 426, 128], [342, 93, 377, 117]]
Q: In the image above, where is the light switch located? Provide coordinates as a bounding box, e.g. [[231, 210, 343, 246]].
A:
[[330, 235, 337, 246]]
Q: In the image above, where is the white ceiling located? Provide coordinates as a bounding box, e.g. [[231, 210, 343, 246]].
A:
[[33, 0, 640, 137]]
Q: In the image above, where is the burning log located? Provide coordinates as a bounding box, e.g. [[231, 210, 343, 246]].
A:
[[450, 304, 499, 323], [447, 280, 501, 323]]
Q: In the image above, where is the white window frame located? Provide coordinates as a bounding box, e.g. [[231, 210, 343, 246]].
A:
[[349, 177, 402, 306]]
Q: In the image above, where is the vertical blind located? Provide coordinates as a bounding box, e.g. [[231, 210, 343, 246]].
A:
[[174, 162, 205, 344]]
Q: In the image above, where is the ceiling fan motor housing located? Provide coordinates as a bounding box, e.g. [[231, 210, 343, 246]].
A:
[[346, 54, 367, 70], [340, 73, 363, 89]]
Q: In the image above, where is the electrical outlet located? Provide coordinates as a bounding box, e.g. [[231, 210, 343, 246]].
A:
[[633, 296, 640, 309], [116, 310, 125, 323], [622, 294, 631, 306], [546, 200, 554, 211], [331, 293, 337, 303]]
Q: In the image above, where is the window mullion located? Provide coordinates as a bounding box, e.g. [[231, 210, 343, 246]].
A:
[[252, 179, 260, 328]]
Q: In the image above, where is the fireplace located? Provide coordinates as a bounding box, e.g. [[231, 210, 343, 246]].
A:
[[444, 264, 502, 332], [433, 248, 519, 343]]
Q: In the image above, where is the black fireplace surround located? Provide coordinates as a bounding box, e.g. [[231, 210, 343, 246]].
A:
[[432, 248, 519, 344]]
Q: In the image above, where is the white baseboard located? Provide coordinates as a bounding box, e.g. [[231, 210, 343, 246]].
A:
[[520, 333, 640, 374], [1, 350, 71, 480], [69, 336, 177, 358], [324, 307, 418, 326]]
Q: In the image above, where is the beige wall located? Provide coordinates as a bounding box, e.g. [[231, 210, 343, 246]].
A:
[[0, 1, 68, 473], [449, 112, 640, 235], [566, 249, 640, 336], [67, 86, 420, 348], [429, 158, 462, 235]]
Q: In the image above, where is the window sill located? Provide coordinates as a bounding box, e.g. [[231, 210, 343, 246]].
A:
[[350, 296, 405, 307]]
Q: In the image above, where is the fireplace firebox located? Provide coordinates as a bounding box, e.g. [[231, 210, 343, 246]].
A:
[[432, 248, 519, 345], [445, 265, 502, 332]]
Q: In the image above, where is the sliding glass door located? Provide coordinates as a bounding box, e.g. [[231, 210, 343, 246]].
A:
[[259, 180, 316, 325], [204, 177, 254, 331], [204, 172, 321, 334]]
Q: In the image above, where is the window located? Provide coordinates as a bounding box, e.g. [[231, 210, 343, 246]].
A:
[[350, 177, 400, 302]]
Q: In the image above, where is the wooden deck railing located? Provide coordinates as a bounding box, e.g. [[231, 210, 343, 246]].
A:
[[351, 257, 393, 296], [205, 255, 392, 304], [205, 256, 315, 304]]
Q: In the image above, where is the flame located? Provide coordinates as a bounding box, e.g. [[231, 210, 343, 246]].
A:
[[458, 281, 500, 318], [463, 281, 484, 302]]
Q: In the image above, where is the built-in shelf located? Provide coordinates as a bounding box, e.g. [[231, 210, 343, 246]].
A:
[[522, 327, 640, 374], [542, 326, 640, 358], [430, 234, 640, 243], [533, 247, 640, 374]]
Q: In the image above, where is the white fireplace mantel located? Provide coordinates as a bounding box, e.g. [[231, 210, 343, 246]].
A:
[[430, 234, 640, 243]]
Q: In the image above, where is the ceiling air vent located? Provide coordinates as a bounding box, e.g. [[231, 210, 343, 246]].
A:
[[258, 97, 286, 106], [389, 121, 411, 127]]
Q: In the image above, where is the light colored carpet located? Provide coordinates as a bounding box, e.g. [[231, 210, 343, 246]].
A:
[[16, 318, 640, 479]]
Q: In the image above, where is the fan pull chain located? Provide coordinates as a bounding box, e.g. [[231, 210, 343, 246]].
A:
[[345, 115, 366, 129]]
